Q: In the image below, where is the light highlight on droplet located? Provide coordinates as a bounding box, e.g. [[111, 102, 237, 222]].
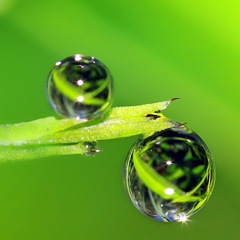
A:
[[164, 188, 174, 195]]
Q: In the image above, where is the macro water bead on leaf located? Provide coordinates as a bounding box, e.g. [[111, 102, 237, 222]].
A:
[[124, 126, 215, 222], [46, 54, 114, 120]]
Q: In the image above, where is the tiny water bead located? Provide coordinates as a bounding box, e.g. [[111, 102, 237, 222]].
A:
[[123, 126, 215, 222], [46, 54, 114, 120], [83, 141, 100, 157]]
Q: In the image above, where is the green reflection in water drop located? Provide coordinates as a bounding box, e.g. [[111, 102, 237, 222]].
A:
[[46, 54, 114, 120], [124, 126, 215, 222]]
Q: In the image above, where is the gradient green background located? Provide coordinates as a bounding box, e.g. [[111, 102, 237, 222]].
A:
[[0, 0, 239, 239]]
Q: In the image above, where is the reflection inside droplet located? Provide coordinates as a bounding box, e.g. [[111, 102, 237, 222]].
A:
[[123, 126, 215, 222]]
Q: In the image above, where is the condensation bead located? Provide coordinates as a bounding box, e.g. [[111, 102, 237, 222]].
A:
[[46, 54, 114, 120], [123, 126, 215, 222], [83, 141, 99, 157]]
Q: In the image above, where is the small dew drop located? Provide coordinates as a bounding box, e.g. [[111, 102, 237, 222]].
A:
[[83, 141, 99, 157]]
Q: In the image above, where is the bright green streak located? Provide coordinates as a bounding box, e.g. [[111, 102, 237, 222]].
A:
[[53, 69, 84, 102], [132, 151, 201, 203], [53, 68, 108, 106]]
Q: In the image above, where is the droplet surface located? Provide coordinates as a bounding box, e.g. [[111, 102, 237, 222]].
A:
[[46, 54, 114, 120], [123, 126, 215, 222], [83, 141, 100, 157]]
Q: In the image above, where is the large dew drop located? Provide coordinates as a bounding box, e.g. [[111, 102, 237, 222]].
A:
[[46, 54, 114, 120], [123, 126, 215, 222]]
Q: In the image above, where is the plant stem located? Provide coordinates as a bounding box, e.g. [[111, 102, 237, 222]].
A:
[[0, 99, 178, 162]]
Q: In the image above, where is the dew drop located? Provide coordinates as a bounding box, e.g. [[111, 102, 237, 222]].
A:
[[46, 54, 114, 120], [83, 141, 100, 157], [123, 126, 215, 222]]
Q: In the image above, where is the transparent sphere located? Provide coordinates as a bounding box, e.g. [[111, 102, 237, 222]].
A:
[[46, 54, 114, 120], [83, 141, 99, 157], [123, 126, 215, 222]]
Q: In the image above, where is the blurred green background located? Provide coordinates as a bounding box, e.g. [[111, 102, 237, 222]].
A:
[[0, 0, 239, 239]]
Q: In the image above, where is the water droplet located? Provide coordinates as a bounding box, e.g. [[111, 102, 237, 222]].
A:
[[46, 54, 114, 120], [123, 126, 215, 222], [83, 141, 100, 157]]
